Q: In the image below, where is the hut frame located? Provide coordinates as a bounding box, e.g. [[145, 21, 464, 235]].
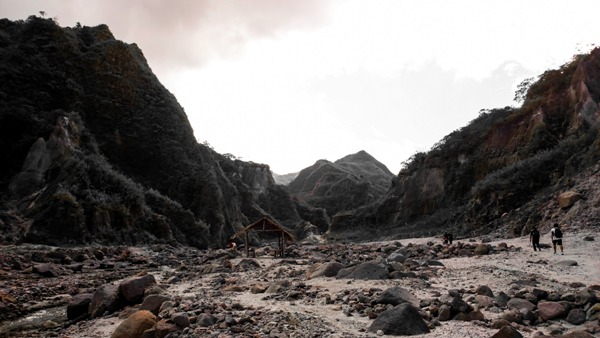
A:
[[233, 217, 295, 258]]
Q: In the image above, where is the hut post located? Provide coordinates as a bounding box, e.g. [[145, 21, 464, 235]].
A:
[[244, 231, 249, 257], [281, 232, 285, 258]]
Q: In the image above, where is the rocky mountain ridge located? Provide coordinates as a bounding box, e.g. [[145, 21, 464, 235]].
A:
[[287, 150, 394, 220], [328, 49, 600, 240], [0, 16, 327, 248]]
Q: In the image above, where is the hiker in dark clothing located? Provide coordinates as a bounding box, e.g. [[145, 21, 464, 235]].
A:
[[529, 225, 541, 251], [443, 233, 453, 245]]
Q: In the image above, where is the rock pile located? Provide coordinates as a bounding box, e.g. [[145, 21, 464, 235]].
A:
[[0, 237, 598, 337]]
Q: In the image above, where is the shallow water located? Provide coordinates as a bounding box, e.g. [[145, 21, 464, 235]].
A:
[[0, 305, 67, 335]]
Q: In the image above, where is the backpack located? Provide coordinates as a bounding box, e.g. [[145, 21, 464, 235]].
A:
[[554, 228, 562, 238]]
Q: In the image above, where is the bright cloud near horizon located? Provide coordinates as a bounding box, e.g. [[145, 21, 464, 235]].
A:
[[1, 1, 598, 174]]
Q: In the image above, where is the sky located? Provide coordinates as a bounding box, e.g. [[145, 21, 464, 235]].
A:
[[1, 1, 599, 174]]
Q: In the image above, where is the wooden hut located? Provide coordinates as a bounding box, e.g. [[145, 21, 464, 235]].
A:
[[233, 216, 295, 258]]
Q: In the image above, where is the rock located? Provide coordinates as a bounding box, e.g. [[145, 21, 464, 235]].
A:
[[490, 325, 523, 338], [586, 303, 600, 321], [171, 312, 190, 328], [140, 294, 170, 315], [65, 263, 84, 272], [454, 310, 485, 321], [154, 318, 179, 338], [501, 311, 523, 324], [556, 260, 578, 267], [336, 261, 389, 280], [119, 274, 156, 304], [32, 263, 59, 277], [197, 313, 217, 327], [476, 285, 494, 297], [222, 285, 246, 292], [66, 293, 92, 320], [110, 310, 156, 338], [474, 295, 494, 308], [389, 271, 417, 279], [537, 301, 567, 321], [306, 261, 344, 279], [506, 298, 535, 312], [494, 292, 511, 307], [265, 280, 290, 293], [250, 283, 268, 294], [450, 297, 473, 315], [558, 191, 582, 209], [574, 289, 597, 306], [387, 252, 406, 263], [438, 304, 452, 321], [474, 244, 490, 255], [367, 303, 430, 335], [566, 308, 586, 325], [234, 258, 261, 272], [89, 283, 123, 318], [491, 319, 512, 329], [376, 286, 418, 306]]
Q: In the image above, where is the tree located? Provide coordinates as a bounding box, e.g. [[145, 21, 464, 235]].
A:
[[514, 77, 535, 104]]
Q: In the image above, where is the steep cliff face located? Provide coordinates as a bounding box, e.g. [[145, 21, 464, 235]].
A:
[[330, 50, 600, 240], [0, 16, 320, 247], [288, 150, 394, 223]]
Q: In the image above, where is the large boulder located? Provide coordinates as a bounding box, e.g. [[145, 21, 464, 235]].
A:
[[367, 303, 430, 335], [376, 286, 418, 306], [537, 301, 567, 321], [66, 293, 93, 320], [89, 283, 123, 318], [110, 310, 156, 338], [490, 325, 523, 338], [119, 274, 156, 304], [506, 298, 535, 312], [306, 261, 345, 279], [558, 191, 582, 209]]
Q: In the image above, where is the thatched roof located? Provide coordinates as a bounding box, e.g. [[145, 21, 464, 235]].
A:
[[232, 216, 295, 242]]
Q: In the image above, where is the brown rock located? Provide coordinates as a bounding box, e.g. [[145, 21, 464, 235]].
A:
[[154, 319, 179, 338], [140, 294, 170, 315], [490, 325, 523, 338], [119, 274, 156, 304], [558, 191, 582, 209], [474, 244, 490, 255], [111, 310, 156, 338], [537, 301, 567, 321]]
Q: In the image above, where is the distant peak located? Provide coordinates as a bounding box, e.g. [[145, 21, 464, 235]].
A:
[[336, 150, 376, 163]]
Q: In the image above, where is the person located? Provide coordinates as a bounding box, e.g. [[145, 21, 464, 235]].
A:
[[529, 225, 541, 251], [551, 223, 564, 255], [227, 241, 237, 251], [443, 233, 453, 245]]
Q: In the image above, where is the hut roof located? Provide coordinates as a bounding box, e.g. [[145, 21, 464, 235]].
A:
[[233, 216, 295, 242]]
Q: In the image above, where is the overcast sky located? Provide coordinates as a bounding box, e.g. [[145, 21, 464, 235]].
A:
[[1, 1, 598, 174]]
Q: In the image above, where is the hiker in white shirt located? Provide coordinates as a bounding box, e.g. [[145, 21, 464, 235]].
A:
[[551, 223, 564, 255]]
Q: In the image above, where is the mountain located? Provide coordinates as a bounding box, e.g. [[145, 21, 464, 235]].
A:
[[287, 150, 394, 223], [272, 172, 299, 186], [0, 16, 328, 248], [329, 50, 600, 240]]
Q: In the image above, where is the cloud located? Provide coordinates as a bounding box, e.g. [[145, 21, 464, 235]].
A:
[[0, 0, 333, 73]]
